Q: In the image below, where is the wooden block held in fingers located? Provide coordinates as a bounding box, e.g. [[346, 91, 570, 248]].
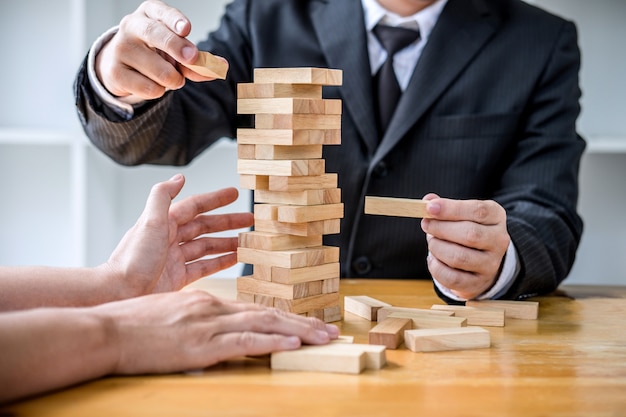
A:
[[269, 174, 338, 192], [254, 188, 341, 206], [364, 196, 432, 219], [237, 83, 323, 99], [239, 231, 322, 251], [369, 317, 413, 349], [237, 246, 339, 269], [388, 312, 467, 329], [431, 304, 505, 327], [254, 68, 342, 86], [404, 327, 491, 352], [377, 306, 455, 322], [465, 300, 539, 320], [237, 128, 341, 145], [181, 51, 228, 79], [237, 159, 325, 176], [344, 295, 391, 321]]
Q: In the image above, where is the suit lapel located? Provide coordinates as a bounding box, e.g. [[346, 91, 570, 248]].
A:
[[373, 0, 502, 165], [311, 0, 379, 155]]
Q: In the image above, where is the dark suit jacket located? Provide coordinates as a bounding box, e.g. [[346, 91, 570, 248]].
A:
[[75, 0, 585, 301]]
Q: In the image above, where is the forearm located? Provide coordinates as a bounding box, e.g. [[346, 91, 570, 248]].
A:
[[0, 264, 117, 311], [0, 308, 116, 403]]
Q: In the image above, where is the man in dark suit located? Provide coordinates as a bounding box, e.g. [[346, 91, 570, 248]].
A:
[[75, 0, 585, 303]]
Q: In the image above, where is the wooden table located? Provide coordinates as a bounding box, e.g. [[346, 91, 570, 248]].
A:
[[3, 279, 626, 416]]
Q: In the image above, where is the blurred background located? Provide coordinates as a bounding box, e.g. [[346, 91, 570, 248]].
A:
[[0, 0, 624, 284]]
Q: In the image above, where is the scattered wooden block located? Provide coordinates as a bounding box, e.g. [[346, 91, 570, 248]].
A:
[[254, 188, 341, 206], [254, 68, 343, 86], [277, 203, 344, 223], [237, 83, 323, 99], [364, 196, 432, 219], [465, 300, 539, 320], [254, 218, 341, 237], [269, 173, 338, 192], [180, 51, 228, 79], [431, 304, 505, 327], [404, 327, 491, 352], [254, 114, 342, 130], [369, 317, 413, 349], [377, 306, 455, 322], [237, 246, 339, 269], [344, 295, 391, 321], [237, 128, 341, 146], [239, 231, 322, 251], [237, 159, 325, 177], [271, 343, 385, 374], [388, 312, 467, 329]]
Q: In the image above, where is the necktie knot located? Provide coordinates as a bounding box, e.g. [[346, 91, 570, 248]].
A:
[[373, 24, 420, 56]]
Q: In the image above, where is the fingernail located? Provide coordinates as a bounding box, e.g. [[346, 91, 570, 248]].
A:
[[315, 330, 330, 343], [169, 173, 183, 181], [283, 336, 301, 349], [182, 46, 196, 62], [325, 324, 339, 338], [175, 19, 186, 34], [427, 202, 441, 215]]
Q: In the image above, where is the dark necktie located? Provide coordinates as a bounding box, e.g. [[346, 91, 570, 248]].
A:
[[373, 24, 420, 134]]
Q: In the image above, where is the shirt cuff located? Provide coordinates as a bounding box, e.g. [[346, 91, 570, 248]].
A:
[[433, 240, 520, 302], [87, 26, 145, 120]]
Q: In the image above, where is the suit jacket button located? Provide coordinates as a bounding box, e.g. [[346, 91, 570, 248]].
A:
[[352, 256, 372, 275], [373, 161, 388, 178]]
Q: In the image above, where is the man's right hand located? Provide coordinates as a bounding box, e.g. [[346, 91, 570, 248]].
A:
[[95, 0, 224, 100]]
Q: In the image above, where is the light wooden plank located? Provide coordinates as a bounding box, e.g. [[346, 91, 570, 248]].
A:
[[237, 128, 341, 145], [277, 203, 344, 223], [238, 231, 322, 251], [254, 68, 342, 86], [269, 174, 338, 192], [431, 304, 505, 327], [239, 174, 269, 190], [364, 196, 432, 219], [180, 51, 228, 79], [254, 114, 341, 130], [404, 327, 491, 352], [254, 144, 323, 160], [368, 317, 413, 349], [274, 293, 340, 314], [388, 312, 467, 329], [254, 188, 341, 206], [238, 98, 340, 115], [344, 295, 391, 321], [377, 306, 455, 322], [237, 83, 323, 99], [237, 246, 339, 269], [254, 218, 341, 237], [271, 262, 340, 285], [465, 300, 539, 320], [237, 159, 325, 176]]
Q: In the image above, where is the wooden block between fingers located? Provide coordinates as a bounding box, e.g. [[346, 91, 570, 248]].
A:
[[364, 196, 432, 219], [181, 51, 228, 79]]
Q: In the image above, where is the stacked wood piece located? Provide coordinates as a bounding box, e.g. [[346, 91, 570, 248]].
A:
[[236, 68, 344, 322]]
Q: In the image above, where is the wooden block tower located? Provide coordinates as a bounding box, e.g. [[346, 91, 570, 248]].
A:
[[236, 68, 344, 323]]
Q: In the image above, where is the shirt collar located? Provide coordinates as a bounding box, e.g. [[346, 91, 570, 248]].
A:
[[361, 0, 449, 40]]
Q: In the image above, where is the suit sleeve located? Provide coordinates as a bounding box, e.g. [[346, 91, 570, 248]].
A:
[[496, 20, 585, 300], [73, 0, 252, 166]]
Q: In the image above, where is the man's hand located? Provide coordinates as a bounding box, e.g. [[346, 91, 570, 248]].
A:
[[95, 0, 225, 99], [420, 193, 510, 300]]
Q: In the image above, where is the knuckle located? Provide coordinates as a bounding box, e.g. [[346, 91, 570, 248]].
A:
[[236, 331, 257, 350], [464, 225, 483, 246], [472, 201, 490, 222]]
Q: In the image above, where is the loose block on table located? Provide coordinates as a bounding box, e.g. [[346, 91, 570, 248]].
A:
[[404, 327, 491, 352], [431, 304, 505, 327], [344, 295, 391, 321], [465, 300, 539, 320], [369, 317, 413, 349]]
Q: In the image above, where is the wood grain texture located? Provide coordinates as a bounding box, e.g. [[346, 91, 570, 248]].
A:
[[364, 196, 432, 218], [180, 51, 228, 79]]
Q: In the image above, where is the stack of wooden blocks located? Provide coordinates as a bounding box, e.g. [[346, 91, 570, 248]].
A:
[[235, 67, 344, 323]]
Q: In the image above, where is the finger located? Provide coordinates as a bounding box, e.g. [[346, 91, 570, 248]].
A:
[[170, 188, 240, 225], [422, 219, 498, 252], [206, 332, 302, 366], [138, 0, 197, 64], [177, 213, 254, 242], [141, 174, 185, 222], [183, 253, 239, 282], [427, 253, 489, 299], [180, 237, 239, 261], [427, 235, 498, 276], [425, 198, 504, 225]]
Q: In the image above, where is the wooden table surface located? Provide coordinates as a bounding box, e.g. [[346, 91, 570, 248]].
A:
[[3, 279, 626, 417]]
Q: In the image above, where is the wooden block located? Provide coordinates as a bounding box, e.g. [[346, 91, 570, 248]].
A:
[[237, 159, 325, 176], [271, 344, 365, 374], [377, 306, 455, 322], [465, 300, 539, 320], [254, 218, 341, 237], [237, 292, 255, 303], [331, 335, 354, 344], [369, 317, 413, 349], [323, 305, 342, 323], [238, 98, 341, 115], [239, 231, 322, 251], [254, 188, 341, 206], [255, 114, 342, 130], [277, 203, 344, 223], [306, 280, 323, 297], [238, 144, 257, 159], [254, 68, 342, 86], [237, 128, 341, 145], [254, 144, 323, 160], [388, 312, 467, 329], [237, 276, 314, 300], [307, 309, 325, 320], [364, 196, 432, 219], [237, 246, 339, 269], [274, 293, 340, 314], [322, 277, 340, 294], [252, 265, 272, 281], [253, 203, 280, 220], [237, 83, 323, 99], [269, 174, 338, 192], [344, 295, 391, 321], [180, 51, 228, 79], [271, 262, 340, 285], [431, 304, 505, 327], [404, 327, 491, 352], [253, 294, 274, 307], [239, 174, 269, 190]]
